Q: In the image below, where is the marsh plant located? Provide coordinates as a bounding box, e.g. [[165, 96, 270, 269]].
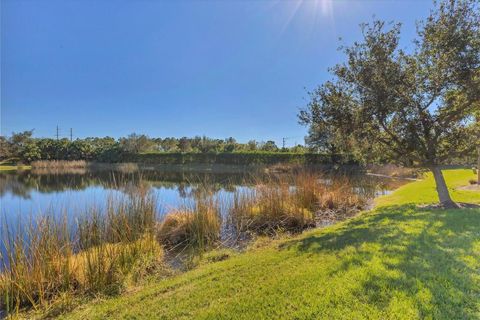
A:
[[0, 171, 365, 315], [157, 195, 221, 251], [229, 171, 365, 235], [0, 189, 163, 314], [31, 160, 88, 169]]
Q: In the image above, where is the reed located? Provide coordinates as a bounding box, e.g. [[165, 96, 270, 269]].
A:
[[0, 170, 366, 315], [0, 215, 76, 313], [31, 160, 88, 169], [230, 179, 315, 235], [229, 171, 365, 235], [157, 195, 221, 251], [0, 189, 163, 315], [294, 172, 364, 213]]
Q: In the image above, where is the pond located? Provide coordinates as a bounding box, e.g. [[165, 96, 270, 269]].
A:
[[0, 166, 407, 257], [0, 166, 402, 217]]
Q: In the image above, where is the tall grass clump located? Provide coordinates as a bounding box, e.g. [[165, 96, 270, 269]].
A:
[[78, 188, 157, 248], [230, 182, 314, 235], [229, 171, 365, 235], [76, 188, 160, 294], [31, 160, 88, 169], [157, 195, 221, 251], [0, 188, 165, 315], [0, 215, 76, 314], [294, 172, 365, 214]]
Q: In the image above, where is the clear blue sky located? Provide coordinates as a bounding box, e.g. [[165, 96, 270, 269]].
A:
[[1, 0, 434, 146]]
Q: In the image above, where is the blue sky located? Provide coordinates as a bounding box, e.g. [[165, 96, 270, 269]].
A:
[[1, 0, 434, 146]]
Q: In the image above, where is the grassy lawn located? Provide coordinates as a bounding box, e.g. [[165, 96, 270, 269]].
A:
[[52, 169, 480, 319], [0, 165, 31, 171]]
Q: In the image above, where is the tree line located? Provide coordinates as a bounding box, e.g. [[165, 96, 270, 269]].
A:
[[0, 131, 310, 163]]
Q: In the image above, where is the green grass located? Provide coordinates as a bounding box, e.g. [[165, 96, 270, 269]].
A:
[[0, 165, 31, 171], [375, 169, 480, 207], [49, 169, 480, 319]]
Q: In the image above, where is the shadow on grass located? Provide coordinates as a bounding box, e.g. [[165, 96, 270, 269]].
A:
[[280, 205, 480, 319]]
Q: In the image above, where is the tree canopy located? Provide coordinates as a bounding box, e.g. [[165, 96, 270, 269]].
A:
[[300, 0, 480, 207]]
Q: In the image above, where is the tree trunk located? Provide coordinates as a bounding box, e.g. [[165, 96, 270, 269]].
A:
[[430, 166, 459, 208], [477, 145, 480, 185]]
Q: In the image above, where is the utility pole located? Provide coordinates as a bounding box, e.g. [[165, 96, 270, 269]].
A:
[[56, 125, 60, 140], [70, 128, 73, 141], [282, 136, 302, 150]]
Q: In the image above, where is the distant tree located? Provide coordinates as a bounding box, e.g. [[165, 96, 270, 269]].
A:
[[467, 72, 480, 184], [21, 142, 41, 162], [152, 138, 163, 151], [120, 133, 154, 153], [260, 140, 279, 152], [161, 137, 179, 152], [197, 136, 221, 153], [8, 130, 35, 159], [70, 139, 96, 160], [178, 137, 192, 152], [0, 136, 11, 160], [223, 137, 237, 152], [299, 0, 479, 207], [247, 140, 258, 151], [290, 144, 308, 153]]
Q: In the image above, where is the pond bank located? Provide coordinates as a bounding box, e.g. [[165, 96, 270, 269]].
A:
[[0, 168, 382, 317], [49, 169, 479, 319]]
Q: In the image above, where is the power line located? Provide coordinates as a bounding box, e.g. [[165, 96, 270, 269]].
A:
[[282, 136, 303, 148]]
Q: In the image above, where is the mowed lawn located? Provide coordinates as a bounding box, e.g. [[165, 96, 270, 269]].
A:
[[60, 169, 480, 320]]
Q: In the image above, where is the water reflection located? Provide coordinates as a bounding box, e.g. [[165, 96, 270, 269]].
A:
[[0, 169, 254, 199], [0, 167, 406, 222]]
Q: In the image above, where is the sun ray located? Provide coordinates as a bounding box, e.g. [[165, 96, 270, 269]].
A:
[[279, 0, 305, 36]]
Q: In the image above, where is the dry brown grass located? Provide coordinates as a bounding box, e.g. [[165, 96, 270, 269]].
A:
[[0, 190, 164, 315], [0, 170, 367, 316], [230, 177, 314, 235], [31, 160, 88, 169], [157, 196, 221, 251], [229, 171, 364, 235]]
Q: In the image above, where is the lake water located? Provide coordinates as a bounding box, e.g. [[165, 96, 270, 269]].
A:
[[0, 166, 406, 256], [0, 167, 403, 221]]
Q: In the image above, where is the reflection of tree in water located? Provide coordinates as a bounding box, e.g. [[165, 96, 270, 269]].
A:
[[0, 167, 406, 200], [0, 172, 35, 199], [0, 169, 256, 198], [346, 174, 407, 198]]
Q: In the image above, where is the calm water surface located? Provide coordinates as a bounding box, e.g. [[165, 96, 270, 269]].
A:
[[0, 167, 407, 243], [0, 167, 405, 225], [0, 166, 410, 278]]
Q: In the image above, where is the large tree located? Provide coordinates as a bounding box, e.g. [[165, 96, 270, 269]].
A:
[[300, 0, 479, 207]]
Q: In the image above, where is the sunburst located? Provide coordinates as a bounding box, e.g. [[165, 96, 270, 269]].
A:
[[277, 0, 335, 37]]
